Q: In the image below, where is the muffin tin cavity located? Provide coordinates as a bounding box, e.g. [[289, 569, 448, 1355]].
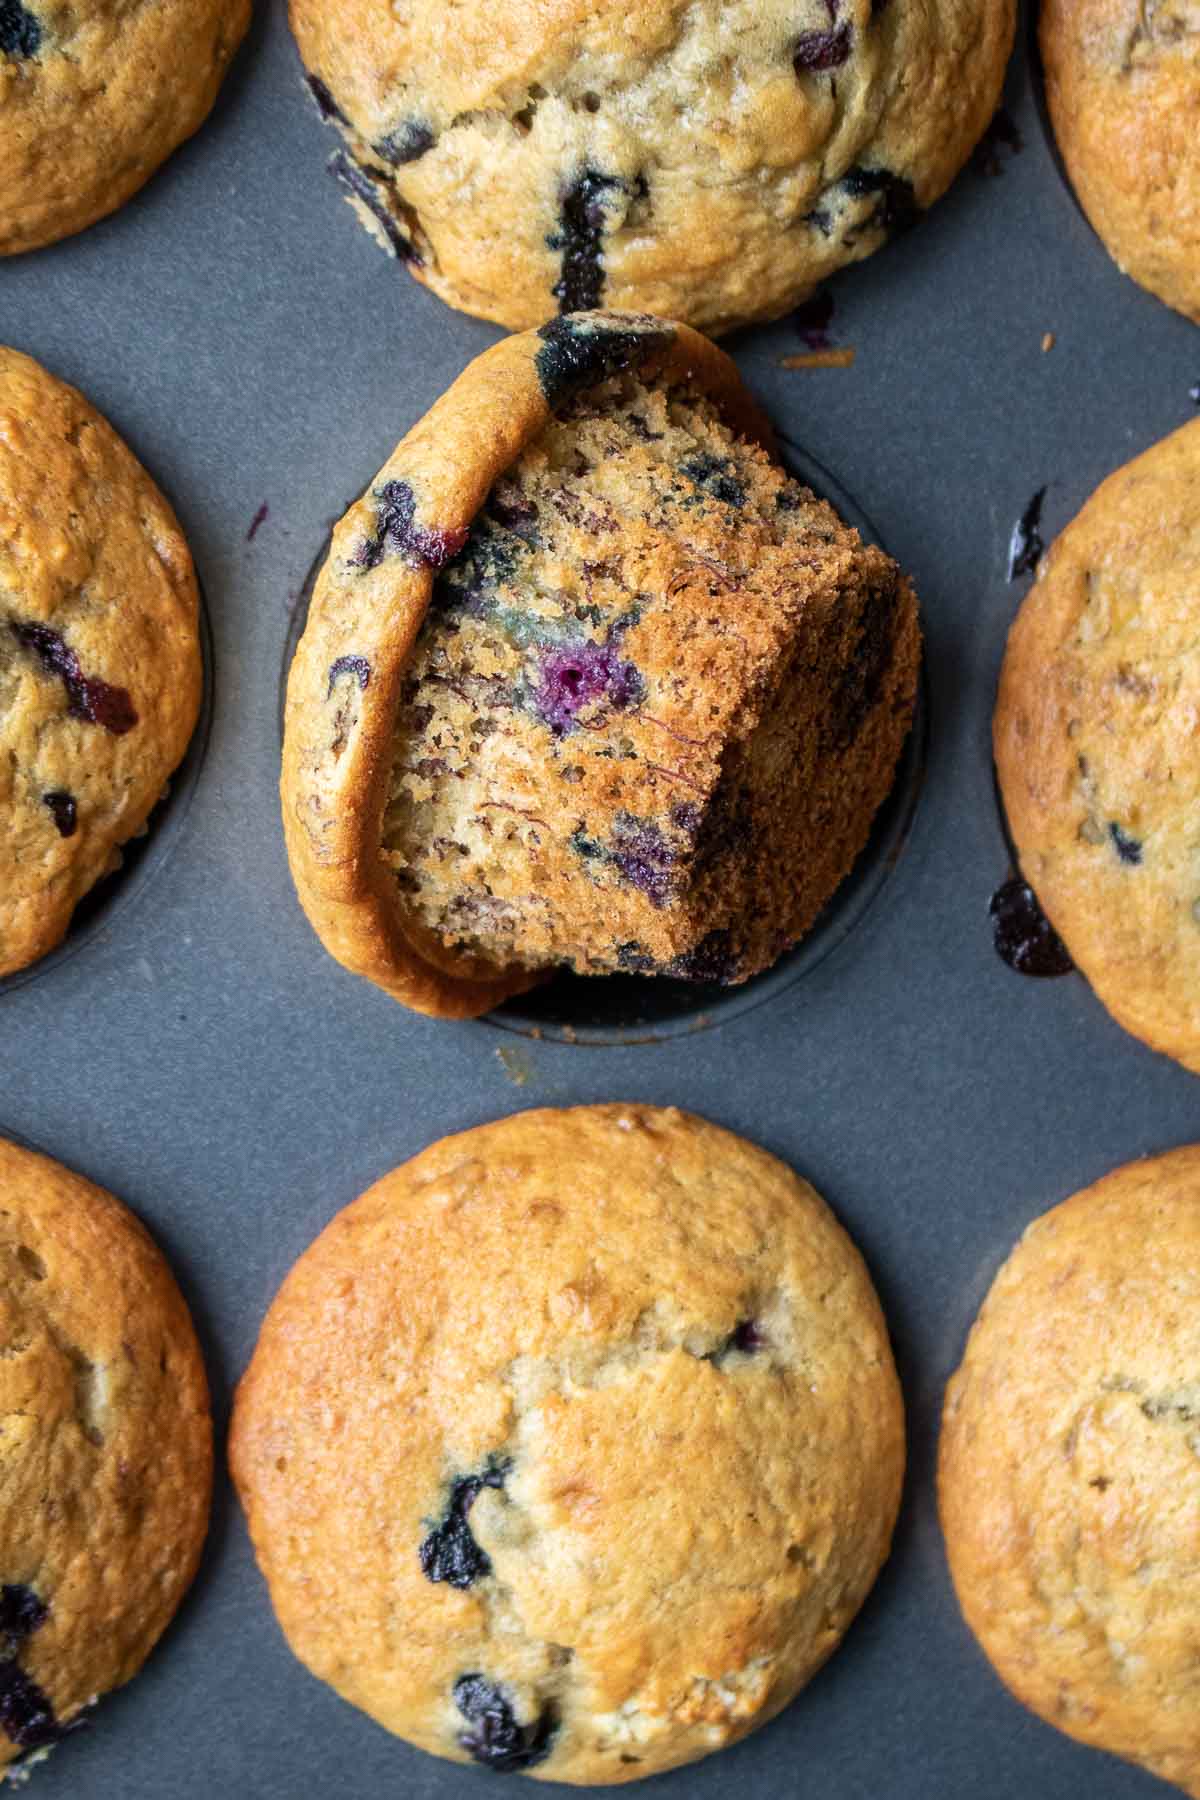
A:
[[0, 592, 213, 999]]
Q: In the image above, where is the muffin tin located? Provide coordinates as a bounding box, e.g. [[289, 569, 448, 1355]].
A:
[[3, 4, 1199, 1796]]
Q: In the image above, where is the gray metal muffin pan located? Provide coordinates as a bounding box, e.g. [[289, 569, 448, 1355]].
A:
[[2, 3, 1199, 1794]]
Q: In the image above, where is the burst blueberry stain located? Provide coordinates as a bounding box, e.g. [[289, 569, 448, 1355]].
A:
[[419, 1465, 508, 1589], [42, 791, 77, 838], [1008, 487, 1047, 580], [305, 74, 348, 126], [374, 120, 435, 165], [327, 655, 371, 696], [12, 623, 137, 735], [0, 0, 40, 58], [793, 22, 852, 72], [0, 1585, 82, 1753], [680, 452, 745, 508], [1109, 822, 1143, 866], [453, 1674, 557, 1772], [990, 878, 1074, 978], [355, 480, 468, 571], [729, 1318, 766, 1353], [840, 166, 919, 236], [329, 150, 420, 263], [549, 170, 623, 313], [611, 815, 677, 906], [533, 641, 643, 735], [533, 315, 674, 407]]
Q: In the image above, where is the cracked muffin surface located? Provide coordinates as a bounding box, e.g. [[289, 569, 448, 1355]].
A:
[[1041, 0, 1200, 323], [940, 1145, 1200, 1799], [290, 0, 1014, 335], [0, 347, 202, 980], [230, 1103, 905, 1785], [0, 0, 250, 255], [282, 311, 919, 1018], [0, 1136, 211, 1778], [995, 418, 1200, 1073]]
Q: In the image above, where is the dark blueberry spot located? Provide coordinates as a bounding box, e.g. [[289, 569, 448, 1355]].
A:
[[569, 826, 605, 861], [793, 289, 835, 350], [1008, 487, 1047, 581], [1189, 381, 1200, 407], [327, 655, 371, 696], [0, 1663, 81, 1753], [533, 641, 643, 735], [453, 1674, 557, 1772], [670, 801, 700, 835], [989, 878, 1074, 978], [0, 0, 40, 58], [1109, 822, 1143, 866], [533, 315, 674, 407], [679, 453, 745, 509], [419, 1464, 508, 1590], [615, 940, 657, 972], [806, 205, 833, 237], [611, 814, 676, 907], [374, 120, 435, 165], [548, 169, 623, 313], [0, 1588, 46, 1653], [667, 928, 740, 985], [246, 502, 269, 542], [827, 582, 899, 746], [305, 73, 348, 126], [12, 623, 137, 735], [729, 1318, 766, 1354], [625, 411, 664, 442], [329, 150, 420, 263], [971, 107, 1024, 178], [42, 791, 76, 838], [793, 22, 852, 72], [0, 1588, 81, 1753], [354, 479, 468, 572], [840, 165, 919, 236]]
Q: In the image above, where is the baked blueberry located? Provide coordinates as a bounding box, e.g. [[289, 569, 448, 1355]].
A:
[[418, 1464, 508, 1589], [41, 792, 77, 838], [0, 0, 40, 59], [374, 120, 435, 166], [453, 1674, 557, 1772], [1008, 487, 1047, 580], [354, 480, 468, 572], [1108, 822, 1142, 867], [12, 622, 137, 735], [327, 655, 371, 695]]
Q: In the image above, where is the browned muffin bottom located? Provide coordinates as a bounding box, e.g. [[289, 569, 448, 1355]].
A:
[[383, 370, 919, 986]]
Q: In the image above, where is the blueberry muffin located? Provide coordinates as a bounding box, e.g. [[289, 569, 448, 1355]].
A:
[[0, 1135, 211, 1778], [231, 1104, 905, 1785], [995, 418, 1200, 1072], [1041, 0, 1200, 324], [282, 312, 920, 1019], [0, 0, 250, 256], [0, 349, 202, 981], [290, 0, 1015, 336], [941, 1146, 1200, 1798]]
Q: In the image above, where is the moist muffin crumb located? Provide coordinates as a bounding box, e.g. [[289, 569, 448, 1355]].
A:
[[282, 312, 920, 1018]]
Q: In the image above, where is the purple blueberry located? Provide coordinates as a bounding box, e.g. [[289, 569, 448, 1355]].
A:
[[0, 0, 40, 57], [0, 1588, 46, 1652], [1109, 822, 1143, 866], [841, 165, 919, 236], [305, 74, 348, 126], [419, 1464, 508, 1590], [1008, 487, 1047, 581], [327, 655, 371, 695], [549, 169, 623, 313], [374, 120, 435, 166], [533, 315, 674, 407], [533, 642, 642, 736], [611, 815, 676, 907], [355, 479, 468, 572], [667, 928, 739, 985], [12, 623, 137, 735], [453, 1674, 557, 1772], [0, 1587, 81, 1754], [989, 878, 1074, 978], [329, 150, 420, 263], [794, 22, 852, 72], [42, 791, 77, 838], [679, 453, 745, 509]]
